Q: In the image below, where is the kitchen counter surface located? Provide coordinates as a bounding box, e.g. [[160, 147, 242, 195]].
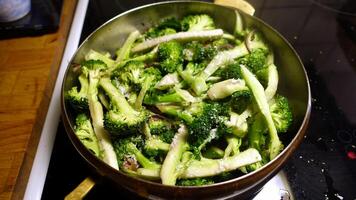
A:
[[0, 0, 77, 199]]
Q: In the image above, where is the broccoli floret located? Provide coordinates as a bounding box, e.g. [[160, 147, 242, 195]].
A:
[[112, 60, 146, 92], [144, 18, 181, 39], [66, 72, 89, 111], [145, 27, 177, 39], [183, 42, 217, 63], [147, 117, 177, 143], [114, 135, 161, 170], [144, 86, 198, 106], [158, 41, 183, 74], [74, 113, 101, 157], [229, 90, 253, 114], [242, 48, 268, 73], [187, 103, 228, 153], [181, 14, 216, 32], [217, 62, 242, 80], [176, 178, 214, 186], [99, 77, 149, 136], [269, 95, 293, 133]]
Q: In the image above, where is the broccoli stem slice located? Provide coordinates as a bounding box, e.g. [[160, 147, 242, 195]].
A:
[[248, 113, 266, 150], [115, 30, 140, 62], [192, 44, 249, 95], [132, 29, 224, 53], [122, 167, 161, 181], [87, 71, 119, 169], [99, 77, 140, 118], [179, 148, 261, 179], [207, 79, 247, 100], [108, 47, 158, 75], [240, 65, 283, 160], [160, 125, 189, 185], [154, 72, 180, 90], [135, 77, 152, 110], [264, 64, 279, 101]]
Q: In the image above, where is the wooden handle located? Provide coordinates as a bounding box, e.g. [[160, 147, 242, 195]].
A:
[[64, 177, 96, 200], [214, 0, 255, 15]]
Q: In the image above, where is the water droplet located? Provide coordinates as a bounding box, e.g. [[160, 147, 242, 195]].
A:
[[337, 59, 341, 63], [293, 36, 298, 40], [320, 50, 323, 54], [299, 155, 303, 159]]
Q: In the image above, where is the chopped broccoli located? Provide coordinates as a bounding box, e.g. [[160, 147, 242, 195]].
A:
[[111, 60, 146, 92], [161, 125, 189, 185], [154, 72, 180, 90], [187, 103, 227, 154], [229, 90, 253, 114], [144, 135, 170, 157], [176, 178, 214, 186], [99, 77, 149, 136], [144, 17, 181, 39], [115, 30, 140, 62], [181, 14, 216, 32], [134, 67, 162, 110], [85, 49, 115, 69], [183, 42, 217, 62], [269, 95, 293, 133], [242, 48, 268, 73], [217, 62, 242, 80], [223, 110, 251, 138], [82, 59, 119, 169], [132, 29, 224, 53], [207, 79, 247, 100], [74, 113, 101, 157], [144, 86, 198, 106], [66, 72, 89, 111], [114, 135, 161, 170], [146, 117, 177, 143], [240, 65, 283, 160], [202, 146, 225, 159], [179, 148, 261, 179], [158, 41, 184, 74]]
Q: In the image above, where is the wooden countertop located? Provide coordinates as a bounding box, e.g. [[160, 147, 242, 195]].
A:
[[0, 1, 77, 199]]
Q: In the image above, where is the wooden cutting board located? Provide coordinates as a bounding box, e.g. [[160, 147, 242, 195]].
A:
[[0, 0, 77, 199]]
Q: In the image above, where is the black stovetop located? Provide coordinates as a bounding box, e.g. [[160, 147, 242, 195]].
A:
[[42, 0, 356, 199]]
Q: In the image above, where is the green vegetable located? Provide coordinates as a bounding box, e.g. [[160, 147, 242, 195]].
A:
[[66, 13, 294, 186], [100, 77, 149, 136], [74, 113, 101, 157]]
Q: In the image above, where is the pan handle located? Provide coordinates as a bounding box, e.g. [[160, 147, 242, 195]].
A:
[[64, 177, 96, 200], [214, 0, 255, 15]]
